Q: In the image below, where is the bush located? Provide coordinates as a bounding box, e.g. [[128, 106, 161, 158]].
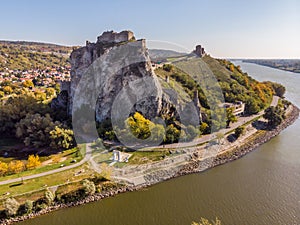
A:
[[44, 189, 55, 205], [234, 126, 245, 139], [162, 64, 173, 72], [82, 179, 96, 196], [3, 198, 20, 217], [24, 200, 33, 214]]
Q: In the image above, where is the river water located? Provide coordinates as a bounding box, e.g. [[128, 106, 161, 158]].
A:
[[20, 61, 300, 225]]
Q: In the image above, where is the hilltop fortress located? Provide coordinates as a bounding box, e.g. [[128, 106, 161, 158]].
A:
[[52, 30, 203, 126]]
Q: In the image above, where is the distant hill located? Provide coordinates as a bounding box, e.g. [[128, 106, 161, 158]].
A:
[[0, 40, 74, 71], [242, 59, 300, 73], [149, 49, 188, 61]]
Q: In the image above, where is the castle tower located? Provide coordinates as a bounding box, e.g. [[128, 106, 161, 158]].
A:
[[194, 45, 205, 57]]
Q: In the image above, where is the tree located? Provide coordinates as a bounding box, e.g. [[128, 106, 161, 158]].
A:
[[8, 160, 25, 174], [263, 106, 285, 128], [185, 125, 200, 141], [226, 108, 237, 127], [22, 80, 34, 88], [149, 123, 165, 143], [3, 198, 20, 217], [126, 112, 152, 139], [49, 126, 74, 150], [191, 217, 221, 225], [26, 155, 41, 170], [45, 87, 56, 98], [269, 82, 286, 97], [165, 124, 181, 143], [16, 113, 56, 148], [245, 98, 260, 115], [0, 161, 8, 176], [162, 64, 173, 72], [82, 179, 96, 196], [216, 132, 224, 144], [235, 126, 245, 138], [3, 86, 13, 94], [44, 189, 55, 206], [24, 200, 33, 214], [200, 122, 209, 134]]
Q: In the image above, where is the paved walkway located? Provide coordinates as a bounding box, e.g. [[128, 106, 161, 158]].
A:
[[0, 144, 93, 186]]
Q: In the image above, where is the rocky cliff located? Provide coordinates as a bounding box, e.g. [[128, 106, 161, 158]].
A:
[[53, 30, 175, 124]]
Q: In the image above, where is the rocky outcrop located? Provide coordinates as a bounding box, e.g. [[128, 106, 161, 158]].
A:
[[53, 30, 174, 123]]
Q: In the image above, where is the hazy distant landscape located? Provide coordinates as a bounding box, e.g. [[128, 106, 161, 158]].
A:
[[242, 59, 300, 73]]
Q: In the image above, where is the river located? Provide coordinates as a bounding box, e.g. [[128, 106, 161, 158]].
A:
[[19, 61, 300, 225]]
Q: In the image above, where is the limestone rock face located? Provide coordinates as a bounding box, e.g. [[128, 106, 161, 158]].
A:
[[54, 30, 171, 123]]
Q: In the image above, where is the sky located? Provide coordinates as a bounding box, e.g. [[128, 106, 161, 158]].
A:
[[0, 0, 299, 58]]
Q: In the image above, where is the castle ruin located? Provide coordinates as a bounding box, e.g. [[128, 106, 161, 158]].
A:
[[194, 45, 206, 57]]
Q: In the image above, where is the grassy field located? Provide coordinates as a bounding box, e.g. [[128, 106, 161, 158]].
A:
[[127, 150, 171, 165], [0, 163, 95, 207], [0, 138, 84, 182]]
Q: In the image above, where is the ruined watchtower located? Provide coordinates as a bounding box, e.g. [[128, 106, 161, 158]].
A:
[[194, 45, 206, 57]]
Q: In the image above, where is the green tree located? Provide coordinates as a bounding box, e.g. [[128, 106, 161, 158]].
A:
[[165, 124, 181, 143], [185, 125, 200, 141], [226, 108, 237, 127], [235, 126, 245, 138], [268, 82, 286, 97], [49, 126, 74, 150], [15, 113, 57, 148], [149, 123, 165, 143], [162, 64, 173, 72], [263, 106, 285, 128], [245, 98, 260, 114]]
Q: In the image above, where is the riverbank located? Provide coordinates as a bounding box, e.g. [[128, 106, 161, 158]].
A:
[[1, 104, 299, 225]]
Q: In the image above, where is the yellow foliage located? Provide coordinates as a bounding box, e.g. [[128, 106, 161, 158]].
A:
[[192, 217, 221, 225], [126, 112, 153, 139], [8, 160, 25, 174], [26, 155, 41, 170], [0, 161, 8, 176]]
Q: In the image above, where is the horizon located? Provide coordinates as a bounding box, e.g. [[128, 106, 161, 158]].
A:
[[1, 39, 299, 60], [1, 0, 300, 59]]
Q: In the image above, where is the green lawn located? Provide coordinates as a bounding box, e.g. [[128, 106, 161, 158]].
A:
[[0, 144, 85, 182], [128, 150, 171, 165], [0, 163, 95, 207]]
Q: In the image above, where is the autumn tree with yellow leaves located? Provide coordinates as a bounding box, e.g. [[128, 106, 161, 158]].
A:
[[26, 155, 41, 170]]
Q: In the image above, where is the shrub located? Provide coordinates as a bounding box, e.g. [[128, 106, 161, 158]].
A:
[[44, 189, 55, 205], [82, 179, 96, 196], [3, 198, 20, 217], [24, 200, 33, 214], [235, 126, 245, 139]]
